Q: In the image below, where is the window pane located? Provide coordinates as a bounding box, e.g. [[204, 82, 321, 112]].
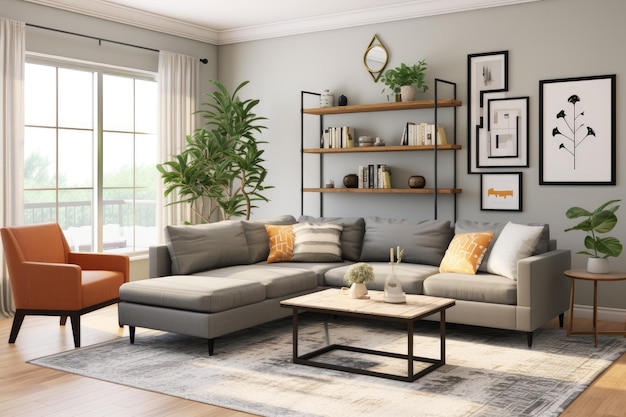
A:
[[103, 75, 134, 131], [135, 79, 157, 133], [103, 188, 132, 251], [103, 132, 133, 187], [58, 129, 93, 188], [24, 127, 56, 188], [24, 190, 57, 224], [25, 64, 56, 126], [135, 134, 157, 188], [58, 68, 95, 129]]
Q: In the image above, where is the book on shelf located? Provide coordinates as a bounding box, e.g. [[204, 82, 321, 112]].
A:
[[358, 164, 391, 189], [321, 126, 354, 148], [400, 123, 447, 146]]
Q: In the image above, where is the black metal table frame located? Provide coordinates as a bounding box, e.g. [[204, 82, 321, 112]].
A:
[[286, 306, 449, 382]]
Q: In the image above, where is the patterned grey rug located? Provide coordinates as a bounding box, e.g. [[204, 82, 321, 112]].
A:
[[30, 314, 626, 417]]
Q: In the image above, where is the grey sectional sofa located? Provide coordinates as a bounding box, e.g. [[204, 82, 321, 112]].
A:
[[118, 215, 571, 354]]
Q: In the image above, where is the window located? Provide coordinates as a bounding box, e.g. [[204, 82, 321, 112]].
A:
[[23, 59, 158, 253]]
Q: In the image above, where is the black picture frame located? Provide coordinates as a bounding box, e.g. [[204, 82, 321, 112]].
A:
[[539, 74, 616, 185], [477, 96, 529, 168], [467, 50, 508, 174], [480, 172, 522, 211]]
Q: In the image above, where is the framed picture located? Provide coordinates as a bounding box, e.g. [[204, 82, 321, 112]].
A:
[[467, 50, 508, 173], [477, 96, 529, 168], [480, 172, 522, 211], [539, 74, 616, 185]]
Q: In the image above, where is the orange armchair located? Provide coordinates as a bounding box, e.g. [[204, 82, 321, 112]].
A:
[[0, 223, 129, 347]]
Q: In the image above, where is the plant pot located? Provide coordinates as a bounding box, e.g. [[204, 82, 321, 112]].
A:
[[587, 257, 610, 274], [400, 85, 417, 102], [342, 282, 368, 299]]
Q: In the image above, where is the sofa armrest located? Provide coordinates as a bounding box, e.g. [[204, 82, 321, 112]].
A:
[[149, 245, 172, 278], [516, 249, 571, 329]]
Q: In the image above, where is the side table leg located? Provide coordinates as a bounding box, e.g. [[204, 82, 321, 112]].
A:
[[292, 308, 299, 361], [568, 279, 575, 336]]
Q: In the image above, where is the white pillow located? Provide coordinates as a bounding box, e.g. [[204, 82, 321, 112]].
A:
[[486, 222, 543, 280]]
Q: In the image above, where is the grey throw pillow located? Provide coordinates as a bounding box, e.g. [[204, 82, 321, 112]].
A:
[[166, 221, 250, 274], [297, 215, 365, 261], [360, 217, 452, 266]]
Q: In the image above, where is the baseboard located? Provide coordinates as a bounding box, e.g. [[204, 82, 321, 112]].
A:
[[571, 304, 626, 323]]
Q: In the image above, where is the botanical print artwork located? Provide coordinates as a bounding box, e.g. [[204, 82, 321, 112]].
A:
[[551, 94, 595, 170], [539, 75, 615, 185]]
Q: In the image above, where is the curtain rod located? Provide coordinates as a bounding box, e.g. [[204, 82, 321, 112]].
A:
[[26, 23, 208, 64]]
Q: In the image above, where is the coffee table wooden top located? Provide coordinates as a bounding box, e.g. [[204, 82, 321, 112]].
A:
[[281, 288, 455, 320]]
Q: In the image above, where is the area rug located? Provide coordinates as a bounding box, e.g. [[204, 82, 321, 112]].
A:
[[30, 314, 626, 417]]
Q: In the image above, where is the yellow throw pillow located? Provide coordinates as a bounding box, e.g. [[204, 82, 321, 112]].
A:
[[439, 232, 494, 274], [265, 224, 295, 263]]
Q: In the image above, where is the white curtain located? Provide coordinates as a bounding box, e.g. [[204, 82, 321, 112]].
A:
[[0, 18, 25, 317], [157, 51, 200, 239]]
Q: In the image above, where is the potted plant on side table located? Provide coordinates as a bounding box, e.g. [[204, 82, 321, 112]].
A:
[[565, 199, 623, 273], [379, 59, 428, 102], [343, 262, 375, 299]]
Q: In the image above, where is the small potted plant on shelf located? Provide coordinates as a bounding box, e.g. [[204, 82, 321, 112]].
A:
[[379, 59, 428, 102], [343, 262, 375, 299], [564, 199, 623, 273]]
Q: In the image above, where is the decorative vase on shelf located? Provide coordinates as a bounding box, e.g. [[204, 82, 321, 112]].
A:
[[587, 257, 610, 274], [343, 174, 358, 188], [400, 85, 417, 102], [348, 282, 368, 299], [408, 175, 426, 188], [320, 89, 334, 107], [384, 263, 406, 303]]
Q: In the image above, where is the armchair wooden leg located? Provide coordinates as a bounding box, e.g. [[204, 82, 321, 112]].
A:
[[8, 310, 26, 343], [60, 315, 68, 326], [69, 314, 81, 348]]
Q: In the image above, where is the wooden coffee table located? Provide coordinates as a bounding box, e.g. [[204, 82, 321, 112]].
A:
[[280, 288, 455, 382]]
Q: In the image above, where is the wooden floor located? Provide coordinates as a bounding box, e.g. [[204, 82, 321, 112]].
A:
[[0, 306, 625, 417]]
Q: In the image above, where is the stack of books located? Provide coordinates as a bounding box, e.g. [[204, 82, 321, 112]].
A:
[[320, 126, 354, 148], [400, 123, 447, 146], [357, 164, 391, 189]]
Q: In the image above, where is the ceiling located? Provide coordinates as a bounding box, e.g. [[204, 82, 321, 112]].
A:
[[25, 0, 541, 45]]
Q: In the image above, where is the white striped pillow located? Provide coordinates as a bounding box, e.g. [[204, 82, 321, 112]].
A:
[[291, 223, 343, 262]]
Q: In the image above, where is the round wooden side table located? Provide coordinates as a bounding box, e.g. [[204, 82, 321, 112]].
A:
[[564, 269, 626, 346]]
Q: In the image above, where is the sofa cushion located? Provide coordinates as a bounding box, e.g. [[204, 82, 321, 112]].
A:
[[119, 276, 266, 313], [455, 219, 550, 272], [360, 217, 452, 266], [291, 223, 343, 262], [298, 216, 365, 261], [165, 221, 250, 275], [192, 264, 319, 298], [439, 232, 494, 274], [485, 222, 544, 280], [323, 262, 439, 295], [242, 215, 297, 263], [265, 224, 295, 263], [423, 272, 517, 305]]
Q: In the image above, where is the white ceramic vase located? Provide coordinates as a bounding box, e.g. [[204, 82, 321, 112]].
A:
[[400, 85, 416, 102], [349, 282, 368, 299], [587, 257, 610, 274]]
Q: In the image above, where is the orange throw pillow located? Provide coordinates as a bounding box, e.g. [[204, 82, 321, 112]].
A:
[[265, 224, 295, 263], [439, 232, 494, 274]]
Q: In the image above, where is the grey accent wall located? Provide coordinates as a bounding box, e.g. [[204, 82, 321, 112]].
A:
[[217, 0, 626, 310]]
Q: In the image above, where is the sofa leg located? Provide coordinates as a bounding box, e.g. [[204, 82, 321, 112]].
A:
[[208, 339, 214, 356], [129, 326, 135, 344], [527, 331, 533, 348], [559, 312, 565, 328]]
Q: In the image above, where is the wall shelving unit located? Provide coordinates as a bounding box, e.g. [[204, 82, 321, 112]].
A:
[[300, 79, 461, 219]]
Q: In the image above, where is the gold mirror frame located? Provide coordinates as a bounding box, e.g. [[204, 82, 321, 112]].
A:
[[363, 34, 389, 82]]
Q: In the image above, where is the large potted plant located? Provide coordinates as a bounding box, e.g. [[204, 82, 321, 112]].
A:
[[379, 59, 428, 102], [564, 199, 623, 273], [157, 79, 272, 222]]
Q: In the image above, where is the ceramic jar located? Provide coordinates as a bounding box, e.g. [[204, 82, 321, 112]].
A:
[[320, 90, 334, 107], [408, 175, 426, 188]]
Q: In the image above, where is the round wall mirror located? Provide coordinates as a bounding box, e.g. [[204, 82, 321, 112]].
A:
[[363, 35, 388, 82]]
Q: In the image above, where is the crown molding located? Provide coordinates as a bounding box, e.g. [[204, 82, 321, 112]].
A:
[[24, 0, 542, 45]]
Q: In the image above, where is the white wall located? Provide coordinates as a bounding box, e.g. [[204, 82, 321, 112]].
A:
[[217, 0, 626, 310]]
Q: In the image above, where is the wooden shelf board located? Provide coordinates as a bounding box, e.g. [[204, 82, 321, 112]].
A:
[[303, 188, 462, 194], [303, 144, 461, 154], [303, 99, 462, 115]]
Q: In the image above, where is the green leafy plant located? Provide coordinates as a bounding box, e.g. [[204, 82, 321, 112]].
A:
[[565, 199, 623, 258], [157, 79, 273, 222], [344, 262, 375, 284], [379, 59, 428, 99]]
